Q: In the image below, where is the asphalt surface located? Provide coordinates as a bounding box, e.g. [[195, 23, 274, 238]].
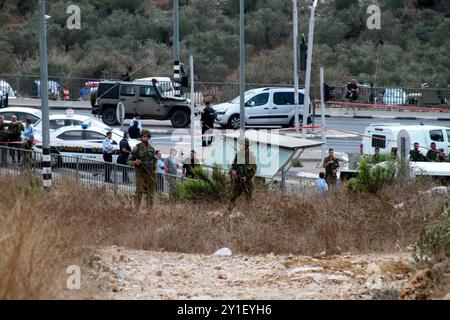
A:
[[50, 109, 450, 155]]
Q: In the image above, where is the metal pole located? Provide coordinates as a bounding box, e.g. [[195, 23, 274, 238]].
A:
[[293, 0, 300, 131], [173, 0, 181, 97], [39, 0, 51, 188], [239, 0, 245, 145], [303, 0, 318, 139], [320, 67, 327, 160], [190, 55, 195, 152]]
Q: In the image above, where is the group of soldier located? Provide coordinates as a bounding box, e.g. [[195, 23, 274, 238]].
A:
[[0, 115, 34, 170], [126, 128, 257, 209], [410, 142, 448, 162]]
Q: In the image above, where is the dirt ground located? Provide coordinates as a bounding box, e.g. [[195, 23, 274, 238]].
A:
[[82, 246, 418, 300]]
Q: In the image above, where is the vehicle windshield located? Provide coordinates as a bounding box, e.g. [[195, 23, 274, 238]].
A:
[[230, 91, 260, 104]]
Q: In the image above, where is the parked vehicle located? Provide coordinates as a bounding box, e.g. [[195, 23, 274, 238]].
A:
[[33, 123, 137, 165], [212, 87, 311, 129], [0, 79, 18, 99], [0, 107, 41, 125], [378, 88, 407, 105], [92, 80, 195, 128], [33, 113, 122, 137], [34, 80, 61, 100], [362, 123, 450, 156]]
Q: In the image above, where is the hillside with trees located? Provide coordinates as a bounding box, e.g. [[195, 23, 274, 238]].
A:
[[0, 0, 449, 87]]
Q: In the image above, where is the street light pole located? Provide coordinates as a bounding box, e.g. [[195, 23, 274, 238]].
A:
[[302, 0, 319, 139], [293, 0, 299, 131], [173, 0, 181, 97], [39, 0, 51, 188], [239, 0, 245, 145]]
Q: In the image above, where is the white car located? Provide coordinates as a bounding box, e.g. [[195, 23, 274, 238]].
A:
[[33, 113, 123, 137], [0, 79, 18, 99], [34, 124, 138, 164], [380, 88, 407, 105], [213, 87, 311, 129], [0, 107, 41, 125]]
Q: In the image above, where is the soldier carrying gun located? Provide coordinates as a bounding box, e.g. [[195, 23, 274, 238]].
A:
[[127, 129, 157, 209]]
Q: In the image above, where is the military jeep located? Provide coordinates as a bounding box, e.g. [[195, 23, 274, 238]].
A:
[[92, 81, 193, 128]]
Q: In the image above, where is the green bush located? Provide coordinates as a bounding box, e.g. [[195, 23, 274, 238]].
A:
[[172, 165, 230, 201], [414, 215, 450, 264], [347, 159, 396, 193]]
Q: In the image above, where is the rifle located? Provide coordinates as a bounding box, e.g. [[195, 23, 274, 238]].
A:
[[139, 160, 155, 174]]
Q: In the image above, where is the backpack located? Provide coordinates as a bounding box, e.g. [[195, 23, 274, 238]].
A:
[[128, 121, 141, 139]]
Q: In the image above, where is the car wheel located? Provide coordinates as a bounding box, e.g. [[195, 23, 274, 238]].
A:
[[102, 107, 118, 126], [171, 110, 190, 128], [227, 114, 240, 130]]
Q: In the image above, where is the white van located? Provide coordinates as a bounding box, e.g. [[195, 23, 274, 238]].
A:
[[213, 87, 311, 129], [362, 123, 450, 156]]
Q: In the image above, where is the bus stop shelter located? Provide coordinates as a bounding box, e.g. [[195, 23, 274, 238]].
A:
[[201, 130, 324, 188]]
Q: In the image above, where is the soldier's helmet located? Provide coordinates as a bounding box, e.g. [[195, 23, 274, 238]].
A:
[[140, 129, 151, 138]]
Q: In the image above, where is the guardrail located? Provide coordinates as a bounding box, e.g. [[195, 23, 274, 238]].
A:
[[0, 145, 187, 196], [1, 74, 449, 108]]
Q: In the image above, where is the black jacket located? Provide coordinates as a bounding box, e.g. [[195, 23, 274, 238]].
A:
[[201, 107, 217, 127]]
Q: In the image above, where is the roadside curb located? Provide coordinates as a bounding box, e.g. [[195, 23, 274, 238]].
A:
[[313, 114, 450, 121]]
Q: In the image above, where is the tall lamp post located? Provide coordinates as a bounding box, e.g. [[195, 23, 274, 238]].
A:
[[239, 0, 245, 145], [293, 0, 300, 131], [173, 0, 181, 97], [39, 0, 51, 188], [302, 0, 320, 138]]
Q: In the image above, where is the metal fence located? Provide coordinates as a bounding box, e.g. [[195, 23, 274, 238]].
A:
[[0, 145, 186, 196], [1, 73, 449, 107]]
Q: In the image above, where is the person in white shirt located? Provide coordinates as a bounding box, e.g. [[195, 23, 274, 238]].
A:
[[155, 149, 165, 192], [129, 112, 143, 131]]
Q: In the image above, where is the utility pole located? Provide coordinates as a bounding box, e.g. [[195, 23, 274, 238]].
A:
[[320, 67, 327, 160], [173, 0, 181, 97], [39, 0, 51, 188], [303, 0, 319, 139], [293, 0, 300, 131], [239, 0, 245, 146], [190, 55, 195, 152]]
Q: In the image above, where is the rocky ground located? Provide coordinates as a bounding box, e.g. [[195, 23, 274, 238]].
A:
[[83, 246, 421, 300]]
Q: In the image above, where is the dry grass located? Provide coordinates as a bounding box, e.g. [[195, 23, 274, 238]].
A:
[[0, 175, 441, 299]]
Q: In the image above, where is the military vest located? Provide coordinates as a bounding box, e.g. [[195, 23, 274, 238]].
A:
[[131, 143, 156, 173]]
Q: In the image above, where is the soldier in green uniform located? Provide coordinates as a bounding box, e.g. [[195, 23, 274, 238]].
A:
[[371, 147, 383, 164], [127, 129, 157, 209], [21, 135, 34, 173], [409, 142, 427, 161], [323, 148, 340, 185], [0, 115, 8, 166], [229, 138, 257, 206], [426, 142, 439, 162]]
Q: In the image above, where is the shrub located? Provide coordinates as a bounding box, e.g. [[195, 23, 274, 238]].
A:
[[347, 158, 396, 193], [172, 165, 230, 201], [414, 215, 450, 264]]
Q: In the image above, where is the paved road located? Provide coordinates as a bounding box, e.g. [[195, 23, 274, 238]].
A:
[[51, 109, 450, 155]]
